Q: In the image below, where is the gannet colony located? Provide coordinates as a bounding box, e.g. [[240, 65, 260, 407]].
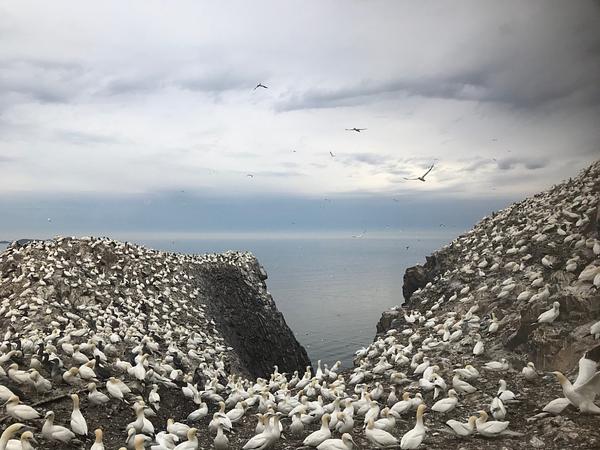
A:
[[0, 160, 599, 449]]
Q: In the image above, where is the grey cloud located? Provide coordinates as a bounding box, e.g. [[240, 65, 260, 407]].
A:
[[174, 70, 250, 93], [497, 157, 548, 171], [102, 76, 163, 96], [0, 59, 86, 105], [54, 130, 124, 146], [340, 153, 391, 167]]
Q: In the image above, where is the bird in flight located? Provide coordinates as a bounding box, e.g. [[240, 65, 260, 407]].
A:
[[404, 164, 435, 182], [345, 128, 367, 133], [247, 174, 254, 178], [329, 151, 336, 157], [254, 83, 268, 90]]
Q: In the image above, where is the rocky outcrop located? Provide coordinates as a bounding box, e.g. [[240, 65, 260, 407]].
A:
[[358, 161, 600, 449], [188, 255, 311, 378], [386, 161, 600, 370], [0, 237, 310, 379], [402, 253, 446, 301]]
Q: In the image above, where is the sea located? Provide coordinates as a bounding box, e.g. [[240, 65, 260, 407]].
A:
[[0, 231, 459, 368]]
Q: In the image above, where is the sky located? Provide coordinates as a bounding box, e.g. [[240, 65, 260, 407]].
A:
[[0, 1, 599, 239]]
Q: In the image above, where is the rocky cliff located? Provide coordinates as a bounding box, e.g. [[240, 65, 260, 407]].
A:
[[362, 160, 600, 449], [0, 237, 310, 380]]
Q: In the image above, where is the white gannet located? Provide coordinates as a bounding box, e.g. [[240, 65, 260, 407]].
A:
[[497, 379, 516, 402], [483, 359, 509, 372], [475, 410, 509, 437], [90, 429, 105, 450], [3, 395, 40, 421], [168, 418, 191, 439], [214, 423, 229, 450], [490, 396, 506, 420], [303, 413, 331, 447], [542, 353, 598, 414], [173, 428, 198, 450], [522, 362, 537, 381], [0, 424, 26, 450], [552, 370, 600, 414], [400, 404, 427, 449], [5, 430, 37, 450], [452, 375, 477, 394], [42, 411, 76, 443], [316, 433, 355, 450], [70, 393, 88, 436], [365, 418, 398, 448], [431, 389, 458, 413], [537, 302, 560, 324], [446, 416, 476, 437]]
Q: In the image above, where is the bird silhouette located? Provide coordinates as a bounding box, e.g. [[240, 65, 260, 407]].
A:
[[254, 83, 268, 90], [345, 128, 367, 133], [404, 164, 435, 182], [329, 151, 336, 158]]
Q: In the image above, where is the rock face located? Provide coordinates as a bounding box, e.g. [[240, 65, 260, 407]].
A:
[[0, 237, 310, 379], [189, 255, 311, 378], [402, 253, 445, 301]]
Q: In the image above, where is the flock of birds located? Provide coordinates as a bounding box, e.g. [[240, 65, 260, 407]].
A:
[[0, 161, 598, 449], [250, 82, 435, 183]]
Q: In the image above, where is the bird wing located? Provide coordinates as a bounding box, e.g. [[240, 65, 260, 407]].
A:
[[422, 164, 435, 177], [574, 357, 598, 387], [403, 177, 419, 180], [575, 371, 600, 398]]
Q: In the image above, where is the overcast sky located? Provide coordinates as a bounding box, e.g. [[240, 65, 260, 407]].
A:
[[0, 1, 599, 238]]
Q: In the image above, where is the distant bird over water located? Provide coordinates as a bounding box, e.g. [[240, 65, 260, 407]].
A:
[[329, 151, 336, 158], [345, 128, 367, 133], [404, 164, 435, 182], [254, 83, 268, 90]]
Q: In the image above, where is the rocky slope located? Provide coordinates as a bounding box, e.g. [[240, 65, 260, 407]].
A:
[[0, 237, 310, 380], [362, 160, 600, 448]]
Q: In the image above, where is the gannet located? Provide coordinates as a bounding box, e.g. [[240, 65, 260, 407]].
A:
[[537, 302, 560, 323], [552, 371, 600, 414], [0, 424, 26, 450], [214, 423, 229, 450], [303, 413, 331, 447], [242, 413, 281, 450], [522, 362, 537, 380], [174, 428, 198, 450], [365, 418, 398, 448], [70, 394, 88, 436], [5, 430, 37, 450], [475, 410, 509, 436], [483, 359, 509, 372], [404, 164, 435, 182], [400, 404, 427, 449], [316, 433, 355, 450], [90, 429, 105, 450], [3, 395, 40, 421], [446, 416, 476, 437], [431, 389, 458, 413], [490, 396, 506, 420], [42, 411, 76, 443], [452, 375, 477, 394]]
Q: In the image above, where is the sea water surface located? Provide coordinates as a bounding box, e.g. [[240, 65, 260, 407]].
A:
[[0, 232, 458, 367], [136, 232, 457, 367]]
